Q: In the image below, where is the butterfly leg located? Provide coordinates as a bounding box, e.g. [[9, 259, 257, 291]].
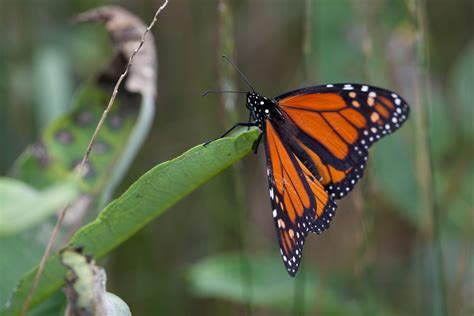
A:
[[204, 122, 258, 146], [252, 132, 263, 154]]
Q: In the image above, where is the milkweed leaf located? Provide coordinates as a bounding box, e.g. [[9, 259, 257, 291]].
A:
[[1, 128, 259, 315]]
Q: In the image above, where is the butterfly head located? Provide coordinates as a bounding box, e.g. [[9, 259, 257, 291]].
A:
[[246, 92, 275, 127]]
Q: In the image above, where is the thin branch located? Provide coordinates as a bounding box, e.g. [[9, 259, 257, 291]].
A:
[[20, 1, 169, 314]]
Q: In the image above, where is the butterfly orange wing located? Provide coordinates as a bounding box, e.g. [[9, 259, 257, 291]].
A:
[[264, 120, 336, 276], [275, 83, 409, 199]]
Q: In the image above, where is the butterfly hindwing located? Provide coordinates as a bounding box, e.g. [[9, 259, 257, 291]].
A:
[[275, 83, 409, 199], [264, 120, 336, 276]]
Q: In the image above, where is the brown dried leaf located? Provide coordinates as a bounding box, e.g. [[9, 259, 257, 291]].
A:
[[75, 6, 157, 97], [61, 247, 131, 316]]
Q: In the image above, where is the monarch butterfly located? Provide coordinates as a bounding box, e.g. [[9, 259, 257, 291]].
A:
[[206, 57, 409, 276]]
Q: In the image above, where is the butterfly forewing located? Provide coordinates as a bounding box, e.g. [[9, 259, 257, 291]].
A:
[[275, 83, 409, 199]]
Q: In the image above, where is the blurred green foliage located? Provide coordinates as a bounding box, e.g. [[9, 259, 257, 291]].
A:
[[0, 178, 78, 235], [4, 128, 258, 315], [188, 252, 397, 315], [1, 0, 473, 315], [1, 52, 142, 313]]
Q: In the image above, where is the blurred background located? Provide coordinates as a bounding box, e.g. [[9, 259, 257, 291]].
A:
[[1, 0, 473, 315]]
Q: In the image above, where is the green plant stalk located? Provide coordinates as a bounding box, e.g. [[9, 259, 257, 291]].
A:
[[1, 129, 259, 316], [302, 0, 313, 85], [351, 0, 382, 313], [412, 0, 447, 314], [217, 0, 253, 313], [217, 0, 238, 126]]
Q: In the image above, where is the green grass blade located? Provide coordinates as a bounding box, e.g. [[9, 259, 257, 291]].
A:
[[1, 128, 259, 315]]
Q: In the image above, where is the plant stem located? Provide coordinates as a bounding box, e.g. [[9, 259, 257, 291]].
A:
[[411, 0, 447, 314], [217, 0, 253, 314]]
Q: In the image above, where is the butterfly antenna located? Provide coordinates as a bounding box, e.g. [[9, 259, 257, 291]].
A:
[[222, 55, 255, 92], [202, 90, 248, 96]]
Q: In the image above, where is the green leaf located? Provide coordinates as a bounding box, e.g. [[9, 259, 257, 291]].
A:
[[1, 128, 259, 315], [0, 178, 78, 304], [0, 233, 49, 309], [28, 292, 65, 316], [187, 252, 318, 312], [187, 252, 400, 315], [12, 84, 139, 191], [0, 178, 79, 236]]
